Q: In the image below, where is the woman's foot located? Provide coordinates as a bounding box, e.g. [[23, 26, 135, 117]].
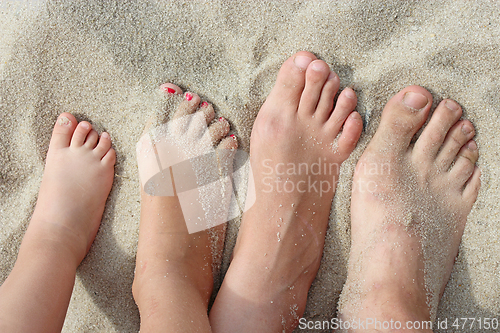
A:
[[338, 86, 480, 332], [0, 113, 115, 332], [210, 51, 363, 332], [132, 83, 238, 332]]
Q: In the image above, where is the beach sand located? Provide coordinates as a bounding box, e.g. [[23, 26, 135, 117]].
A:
[[0, 0, 499, 331]]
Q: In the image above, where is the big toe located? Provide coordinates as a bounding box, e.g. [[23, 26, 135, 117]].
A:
[[372, 86, 432, 152], [264, 51, 316, 115], [49, 113, 78, 149]]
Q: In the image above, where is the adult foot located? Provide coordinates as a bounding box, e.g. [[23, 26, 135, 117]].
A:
[[0, 113, 115, 332], [210, 51, 363, 332], [132, 83, 238, 332], [338, 86, 480, 332]]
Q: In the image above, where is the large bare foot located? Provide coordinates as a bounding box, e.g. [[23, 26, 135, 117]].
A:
[[338, 86, 480, 332], [0, 113, 115, 332], [210, 51, 363, 332], [132, 83, 238, 333]]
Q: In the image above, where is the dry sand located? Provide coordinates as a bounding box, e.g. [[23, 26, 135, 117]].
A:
[[1, 0, 499, 332]]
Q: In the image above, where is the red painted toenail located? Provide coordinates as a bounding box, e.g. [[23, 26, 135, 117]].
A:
[[230, 134, 236, 139], [165, 87, 176, 94], [185, 93, 193, 101], [201, 101, 208, 107], [219, 117, 225, 122]]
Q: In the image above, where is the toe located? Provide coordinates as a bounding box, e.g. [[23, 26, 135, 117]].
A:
[[297, 60, 331, 117], [314, 71, 340, 122], [324, 88, 357, 135], [102, 147, 117, 167], [200, 101, 215, 124], [160, 83, 182, 95], [50, 113, 78, 149], [335, 112, 363, 161], [70, 121, 92, 147], [94, 132, 113, 159], [84, 129, 99, 149], [373, 86, 432, 152], [435, 120, 475, 171], [463, 166, 481, 203], [173, 92, 201, 119], [449, 140, 479, 187], [414, 99, 463, 158], [218, 134, 238, 150], [208, 117, 230, 144], [264, 51, 316, 115]]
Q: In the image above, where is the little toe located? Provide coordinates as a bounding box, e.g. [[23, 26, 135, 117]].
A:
[[50, 113, 78, 149], [373, 86, 432, 152], [324, 88, 357, 135], [173, 92, 201, 119], [70, 121, 93, 147], [414, 99, 463, 158], [84, 129, 99, 149], [208, 117, 230, 144], [160, 83, 182, 95], [102, 147, 117, 167], [297, 60, 331, 117], [94, 132, 113, 159], [449, 140, 479, 187], [436, 120, 475, 171], [335, 112, 363, 161], [218, 134, 238, 150], [265, 51, 316, 115], [313, 71, 340, 122], [463, 166, 481, 203]]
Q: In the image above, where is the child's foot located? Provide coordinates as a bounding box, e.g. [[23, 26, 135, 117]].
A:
[[210, 51, 363, 332], [0, 114, 115, 332], [132, 83, 238, 332], [338, 86, 480, 331], [29, 113, 116, 264]]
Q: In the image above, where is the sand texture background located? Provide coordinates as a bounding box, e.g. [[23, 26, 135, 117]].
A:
[[1, 0, 499, 332]]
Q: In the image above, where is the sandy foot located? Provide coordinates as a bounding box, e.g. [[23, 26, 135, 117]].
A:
[[210, 51, 363, 332], [132, 83, 238, 333], [338, 86, 480, 332]]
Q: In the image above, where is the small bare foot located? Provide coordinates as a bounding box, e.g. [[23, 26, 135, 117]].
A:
[[30, 113, 116, 264], [0, 113, 115, 332], [132, 83, 238, 333], [338, 86, 480, 332], [210, 52, 363, 332]]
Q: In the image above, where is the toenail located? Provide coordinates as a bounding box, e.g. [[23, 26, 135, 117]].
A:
[[461, 123, 473, 135], [185, 92, 193, 101], [328, 71, 339, 81], [80, 122, 90, 130], [402, 91, 428, 110], [219, 117, 225, 122], [230, 134, 236, 139], [311, 61, 325, 72], [201, 101, 208, 108], [101, 132, 110, 139], [293, 55, 313, 70], [344, 88, 356, 99], [164, 87, 176, 94], [468, 141, 477, 150], [445, 100, 460, 112], [58, 116, 71, 126]]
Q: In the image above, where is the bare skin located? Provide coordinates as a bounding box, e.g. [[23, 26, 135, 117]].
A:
[[209, 51, 363, 332], [132, 83, 238, 333], [338, 86, 480, 332], [0, 113, 115, 332]]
